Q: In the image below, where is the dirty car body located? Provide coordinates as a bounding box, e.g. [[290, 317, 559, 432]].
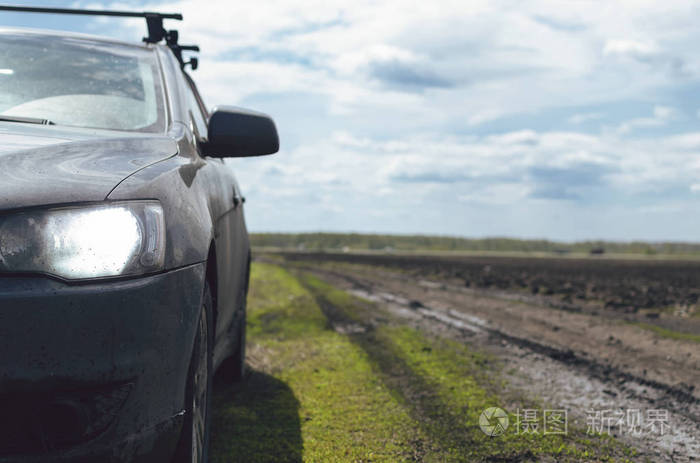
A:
[[0, 28, 277, 462]]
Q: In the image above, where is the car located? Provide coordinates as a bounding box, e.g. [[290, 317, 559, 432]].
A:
[[0, 7, 278, 463]]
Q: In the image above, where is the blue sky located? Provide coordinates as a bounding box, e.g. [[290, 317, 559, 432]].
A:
[[5, 0, 700, 241]]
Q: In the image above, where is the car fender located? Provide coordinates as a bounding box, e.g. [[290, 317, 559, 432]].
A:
[[106, 127, 224, 272]]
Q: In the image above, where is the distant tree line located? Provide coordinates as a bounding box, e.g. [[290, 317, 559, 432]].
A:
[[250, 232, 700, 255]]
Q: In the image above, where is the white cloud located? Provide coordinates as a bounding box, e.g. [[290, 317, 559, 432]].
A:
[[467, 110, 504, 126], [106, 0, 700, 118], [603, 39, 660, 58], [568, 112, 603, 124], [229, 125, 700, 239], [76, 1, 700, 239], [237, 128, 700, 206], [615, 105, 676, 134]]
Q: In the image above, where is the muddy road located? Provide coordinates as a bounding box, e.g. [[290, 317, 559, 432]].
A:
[[273, 252, 700, 462]]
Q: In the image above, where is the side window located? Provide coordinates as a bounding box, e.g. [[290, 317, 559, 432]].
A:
[[183, 76, 208, 142]]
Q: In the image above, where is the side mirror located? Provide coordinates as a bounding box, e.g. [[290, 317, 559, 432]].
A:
[[204, 106, 279, 157]]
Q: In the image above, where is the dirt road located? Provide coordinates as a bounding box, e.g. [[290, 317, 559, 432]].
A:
[[276, 253, 699, 462]]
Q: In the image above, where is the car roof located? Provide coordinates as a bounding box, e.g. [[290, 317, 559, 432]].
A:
[[0, 26, 157, 51]]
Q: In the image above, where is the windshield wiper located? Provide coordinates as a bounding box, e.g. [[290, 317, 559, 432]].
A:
[[0, 115, 55, 125]]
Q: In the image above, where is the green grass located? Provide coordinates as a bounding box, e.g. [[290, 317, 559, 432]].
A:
[[211, 263, 423, 462], [251, 231, 700, 257], [631, 321, 700, 343], [210, 263, 636, 462]]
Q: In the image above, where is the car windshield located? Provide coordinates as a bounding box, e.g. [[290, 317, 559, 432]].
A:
[[0, 32, 165, 132]]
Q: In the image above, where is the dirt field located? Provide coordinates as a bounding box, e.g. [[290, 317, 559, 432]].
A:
[[282, 252, 700, 320], [210, 252, 699, 462]]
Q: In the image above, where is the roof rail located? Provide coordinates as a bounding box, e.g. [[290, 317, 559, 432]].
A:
[[0, 5, 199, 69]]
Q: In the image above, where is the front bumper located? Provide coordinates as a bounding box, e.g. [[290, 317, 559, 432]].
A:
[[0, 263, 206, 462]]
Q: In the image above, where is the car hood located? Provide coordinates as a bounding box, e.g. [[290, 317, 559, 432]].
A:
[[0, 123, 178, 211]]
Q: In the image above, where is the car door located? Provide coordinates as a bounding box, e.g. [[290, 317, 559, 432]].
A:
[[182, 75, 245, 359]]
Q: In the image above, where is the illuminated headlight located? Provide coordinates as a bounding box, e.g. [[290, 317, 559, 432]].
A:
[[0, 201, 165, 280]]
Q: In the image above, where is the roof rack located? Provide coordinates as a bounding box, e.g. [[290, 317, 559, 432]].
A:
[[0, 4, 199, 69]]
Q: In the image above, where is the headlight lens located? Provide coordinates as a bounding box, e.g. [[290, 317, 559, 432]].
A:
[[0, 201, 165, 280]]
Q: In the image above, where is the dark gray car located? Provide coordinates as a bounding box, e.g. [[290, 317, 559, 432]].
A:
[[0, 25, 277, 463]]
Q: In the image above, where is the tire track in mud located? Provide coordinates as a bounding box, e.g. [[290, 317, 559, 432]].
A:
[[297, 276, 542, 462], [422, 304, 698, 407], [300, 264, 698, 406], [285, 261, 700, 463], [346, 283, 700, 423]]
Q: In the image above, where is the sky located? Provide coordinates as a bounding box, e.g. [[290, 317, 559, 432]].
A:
[[4, 1, 700, 242]]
